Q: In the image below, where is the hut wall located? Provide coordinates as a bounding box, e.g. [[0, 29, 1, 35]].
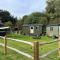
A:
[[46, 26, 50, 36], [59, 26, 60, 36], [31, 25, 42, 36], [22, 26, 30, 35], [46, 25, 59, 37], [39, 26, 42, 35], [53, 26, 59, 37], [22, 24, 43, 36]]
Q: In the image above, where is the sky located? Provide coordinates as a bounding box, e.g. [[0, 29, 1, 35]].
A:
[[0, 0, 47, 18]]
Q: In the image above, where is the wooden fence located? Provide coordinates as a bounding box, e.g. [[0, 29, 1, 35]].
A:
[[0, 36, 60, 60]]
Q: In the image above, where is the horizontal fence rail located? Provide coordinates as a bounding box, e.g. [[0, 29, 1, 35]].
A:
[[0, 36, 33, 46], [39, 39, 59, 45], [40, 48, 59, 58], [8, 38, 33, 46], [0, 43, 33, 59]]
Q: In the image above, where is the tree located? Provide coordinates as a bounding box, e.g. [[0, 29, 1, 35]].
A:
[[46, 0, 60, 24], [0, 9, 17, 25], [4, 21, 13, 28], [18, 15, 28, 29], [16, 19, 22, 30], [46, 0, 55, 14]]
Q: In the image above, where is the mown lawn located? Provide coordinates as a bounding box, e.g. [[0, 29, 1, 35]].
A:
[[0, 33, 59, 60], [0, 46, 31, 60], [7, 33, 54, 42]]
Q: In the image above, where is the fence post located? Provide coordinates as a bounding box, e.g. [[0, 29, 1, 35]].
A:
[[33, 41, 39, 60], [4, 35, 7, 55], [58, 35, 60, 58]]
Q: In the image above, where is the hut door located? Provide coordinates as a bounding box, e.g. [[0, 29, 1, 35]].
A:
[[59, 26, 60, 35], [30, 26, 34, 33]]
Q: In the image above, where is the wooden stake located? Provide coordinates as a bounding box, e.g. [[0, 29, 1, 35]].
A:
[[33, 41, 39, 60], [4, 35, 7, 55]]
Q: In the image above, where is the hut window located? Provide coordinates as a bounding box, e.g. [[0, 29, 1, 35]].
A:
[[30, 26, 34, 29], [31, 27, 33, 29], [50, 27, 53, 31], [36, 26, 39, 29]]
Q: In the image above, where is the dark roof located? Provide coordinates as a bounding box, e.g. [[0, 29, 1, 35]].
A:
[[23, 24, 43, 26], [46, 24, 60, 27]]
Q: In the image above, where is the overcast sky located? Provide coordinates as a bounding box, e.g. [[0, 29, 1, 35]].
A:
[[0, 0, 47, 18]]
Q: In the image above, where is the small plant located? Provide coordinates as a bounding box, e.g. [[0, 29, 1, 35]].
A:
[[32, 35, 41, 39]]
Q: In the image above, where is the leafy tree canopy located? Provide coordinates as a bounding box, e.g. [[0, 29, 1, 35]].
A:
[[46, 0, 60, 24], [0, 9, 17, 25], [23, 12, 47, 25]]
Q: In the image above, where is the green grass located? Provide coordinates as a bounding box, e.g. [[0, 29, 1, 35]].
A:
[[0, 33, 59, 60], [0, 46, 31, 60], [7, 33, 53, 42]]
